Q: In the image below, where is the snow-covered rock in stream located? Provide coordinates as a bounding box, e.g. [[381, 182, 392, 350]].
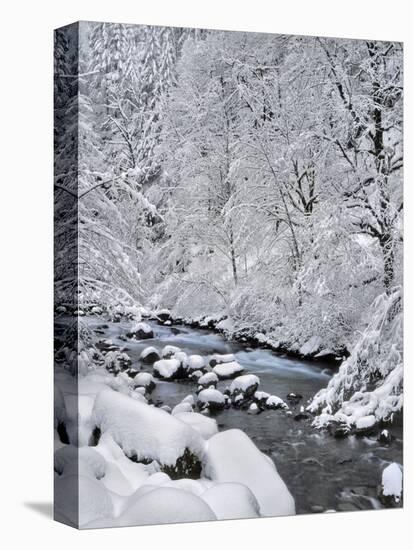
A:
[[132, 372, 156, 393], [126, 321, 154, 340], [198, 371, 219, 389], [265, 395, 288, 410], [201, 482, 260, 520], [197, 388, 226, 411], [203, 429, 295, 517], [187, 354, 205, 372], [153, 358, 186, 381], [378, 429, 393, 444], [248, 403, 259, 415], [174, 412, 218, 440], [379, 463, 403, 506], [212, 360, 244, 379], [253, 391, 270, 407], [104, 350, 131, 373], [162, 345, 181, 359], [139, 346, 161, 364], [92, 389, 205, 475], [230, 374, 260, 397], [209, 353, 235, 368], [113, 487, 217, 527]]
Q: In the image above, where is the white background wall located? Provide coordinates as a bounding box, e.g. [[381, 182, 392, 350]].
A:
[[1, 0, 410, 547]]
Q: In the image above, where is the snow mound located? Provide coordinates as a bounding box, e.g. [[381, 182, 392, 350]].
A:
[[153, 358, 183, 380], [213, 361, 244, 379], [381, 463, 403, 503], [203, 429, 295, 517], [116, 487, 216, 527], [201, 482, 260, 520], [230, 374, 260, 396], [92, 389, 205, 467], [187, 354, 205, 371], [174, 412, 218, 440], [266, 395, 288, 410], [198, 372, 219, 388], [139, 346, 160, 363], [132, 372, 155, 392], [197, 389, 226, 411], [127, 321, 154, 339]]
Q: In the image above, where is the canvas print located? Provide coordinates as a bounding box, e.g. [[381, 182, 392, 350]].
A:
[[54, 21, 403, 528]]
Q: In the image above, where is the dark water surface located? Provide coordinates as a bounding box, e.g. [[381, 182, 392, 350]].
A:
[[75, 316, 403, 514]]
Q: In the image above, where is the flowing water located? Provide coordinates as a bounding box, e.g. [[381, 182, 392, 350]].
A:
[[71, 315, 403, 514]]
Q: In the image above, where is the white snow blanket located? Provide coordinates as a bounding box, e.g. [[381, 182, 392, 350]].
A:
[[174, 412, 218, 440], [115, 487, 217, 527], [92, 389, 205, 466], [201, 482, 260, 519], [203, 429, 295, 516]]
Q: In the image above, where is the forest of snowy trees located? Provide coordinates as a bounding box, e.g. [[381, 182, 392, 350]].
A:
[[54, 23, 403, 432]]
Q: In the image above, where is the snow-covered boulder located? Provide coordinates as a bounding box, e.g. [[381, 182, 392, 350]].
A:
[[203, 429, 295, 517], [265, 395, 288, 410], [173, 351, 189, 369], [126, 322, 154, 340], [209, 353, 235, 368], [116, 487, 216, 527], [187, 354, 205, 372], [132, 372, 156, 393], [153, 358, 186, 381], [162, 345, 181, 359], [253, 391, 270, 407], [189, 370, 203, 381], [92, 389, 205, 477], [197, 389, 226, 412], [198, 372, 219, 389], [377, 429, 393, 444], [139, 346, 161, 364], [379, 463, 403, 506], [104, 350, 131, 373], [174, 412, 218, 440], [213, 361, 244, 379], [201, 482, 260, 520], [230, 374, 260, 397]]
